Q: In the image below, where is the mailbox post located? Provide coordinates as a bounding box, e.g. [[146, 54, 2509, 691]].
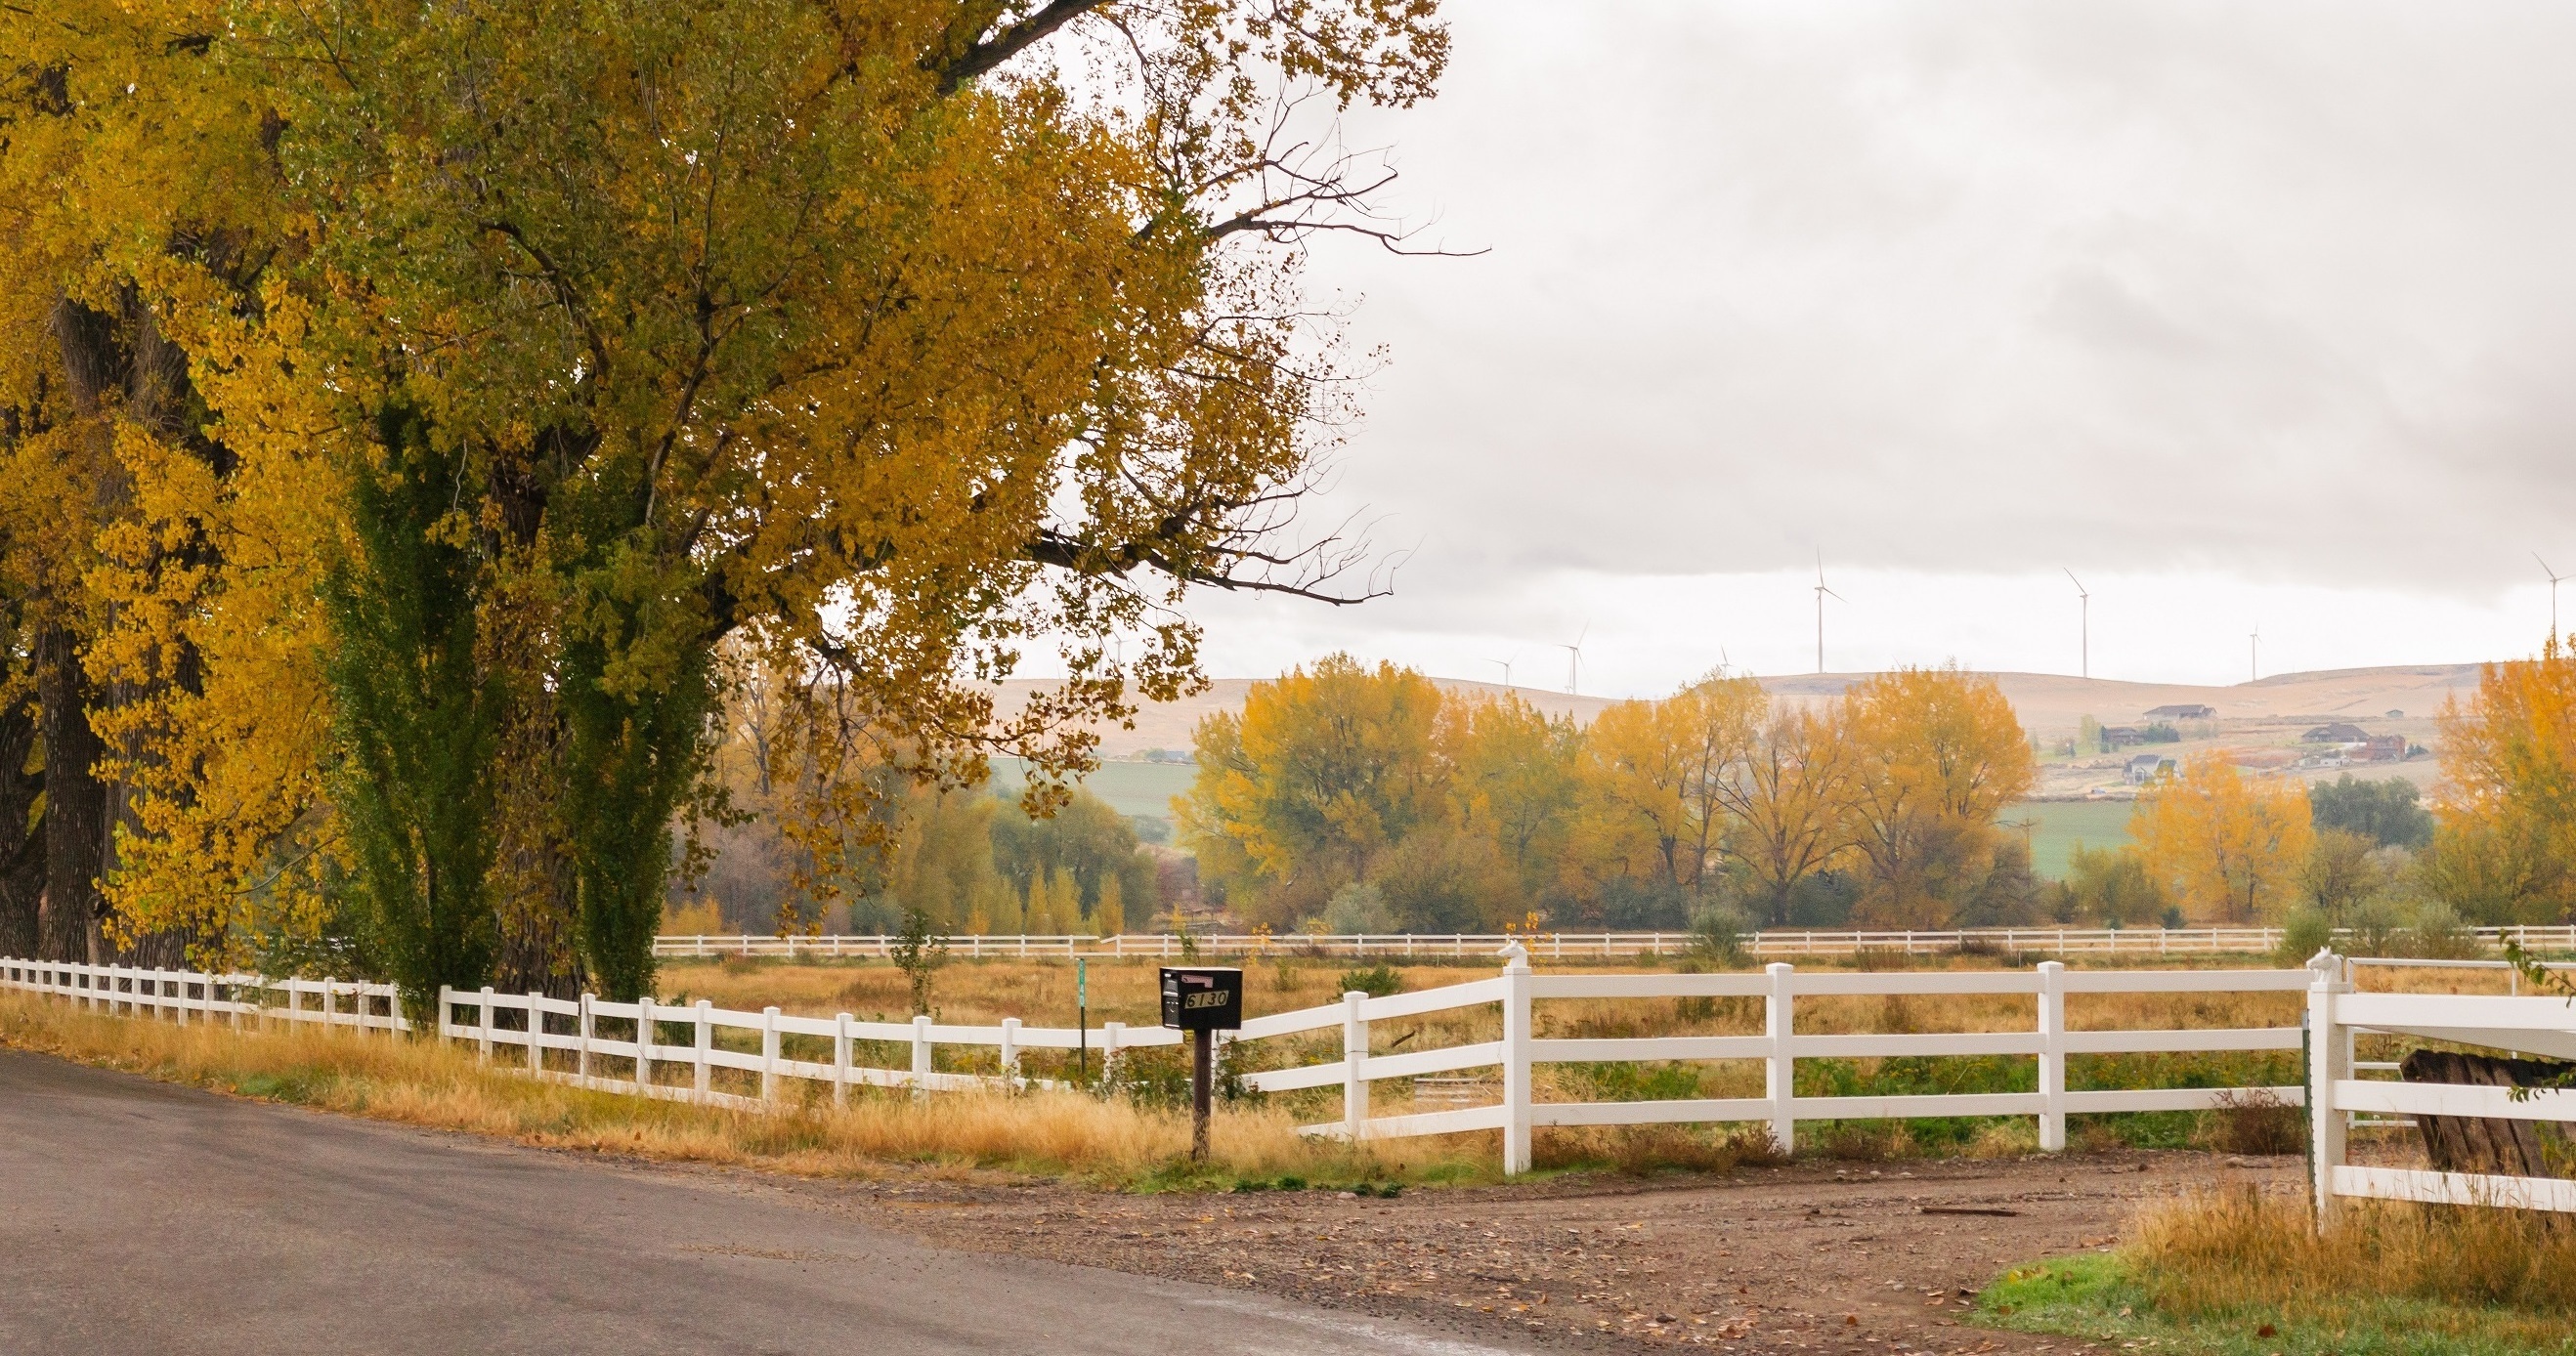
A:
[[1160, 966, 1243, 1162]]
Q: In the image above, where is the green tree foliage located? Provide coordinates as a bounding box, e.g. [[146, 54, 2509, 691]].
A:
[[2062, 844, 2168, 929], [987, 788, 1156, 926], [2308, 775, 2433, 850], [2297, 827, 2385, 918], [325, 417, 506, 1016], [882, 789, 1013, 933]]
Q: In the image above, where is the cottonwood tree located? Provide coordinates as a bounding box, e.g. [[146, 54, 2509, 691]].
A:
[[3, 0, 1449, 1011], [1839, 667, 2036, 928], [2421, 643, 2576, 923], [2131, 753, 2314, 923], [1572, 674, 1762, 907], [1180, 655, 1447, 919], [1717, 702, 1857, 927], [1441, 693, 1581, 898], [0, 0, 299, 965]]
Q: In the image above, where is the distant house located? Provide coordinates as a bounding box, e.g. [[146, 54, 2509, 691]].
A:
[[2359, 734, 2407, 762], [2302, 722, 2370, 743], [2125, 753, 2175, 784], [2144, 703, 2215, 720], [2101, 726, 2147, 749]]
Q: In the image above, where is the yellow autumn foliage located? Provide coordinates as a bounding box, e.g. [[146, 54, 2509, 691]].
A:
[[2132, 753, 2314, 923], [2425, 639, 2576, 922]]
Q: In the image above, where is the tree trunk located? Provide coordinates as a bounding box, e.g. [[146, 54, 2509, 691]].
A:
[[37, 621, 107, 962], [0, 679, 40, 958]]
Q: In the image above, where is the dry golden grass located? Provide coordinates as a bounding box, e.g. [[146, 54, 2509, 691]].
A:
[[1985, 1188, 2576, 1353], [2135, 1187, 2576, 1319], [0, 992, 1486, 1189]]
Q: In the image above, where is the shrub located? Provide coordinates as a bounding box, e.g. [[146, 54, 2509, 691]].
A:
[[1321, 882, 1394, 934], [2275, 908, 2333, 965], [1333, 963, 1402, 998], [1688, 903, 1749, 965], [2345, 893, 2410, 956], [2406, 900, 2479, 960]]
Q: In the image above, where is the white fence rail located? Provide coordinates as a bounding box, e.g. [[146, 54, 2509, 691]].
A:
[[429, 984, 1180, 1108], [16, 951, 2503, 1188], [2308, 954, 2576, 1217], [0, 957, 404, 1032], [1232, 943, 2313, 1171], [655, 925, 2576, 962]]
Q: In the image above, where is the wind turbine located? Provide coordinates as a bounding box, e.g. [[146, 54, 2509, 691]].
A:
[[1556, 627, 1587, 696], [2249, 627, 2260, 683], [1481, 653, 1520, 690], [2064, 569, 2089, 680], [2539, 553, 2566, 639], [1813, 553, 1845, 675]]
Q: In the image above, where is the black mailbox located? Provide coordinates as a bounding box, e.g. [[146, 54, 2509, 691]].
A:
[[1159, 966, 1243, 1031]]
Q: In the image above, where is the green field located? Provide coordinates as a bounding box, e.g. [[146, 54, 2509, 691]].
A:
[[990, 757, 1196, 823], [2007, 800, 2135, 879]]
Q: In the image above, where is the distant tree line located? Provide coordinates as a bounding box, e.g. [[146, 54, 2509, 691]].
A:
[[1177, 657, 2041, 934], [672, 777, 1163, 939]]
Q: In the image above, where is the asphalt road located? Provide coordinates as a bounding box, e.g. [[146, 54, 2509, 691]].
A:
[[0, 1049, 1554, 1355]]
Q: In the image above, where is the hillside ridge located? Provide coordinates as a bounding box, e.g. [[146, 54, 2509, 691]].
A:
[[997, 662, 2491, 757]]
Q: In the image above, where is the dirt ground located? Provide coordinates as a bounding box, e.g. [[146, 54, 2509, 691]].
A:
[[765, 1148, 2305, 1354]]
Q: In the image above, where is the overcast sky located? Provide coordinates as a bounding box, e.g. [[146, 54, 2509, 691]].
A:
[[1170, 1, 2576, 696]]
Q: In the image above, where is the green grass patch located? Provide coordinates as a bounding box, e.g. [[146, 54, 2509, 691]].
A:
[[1980, 1252, 2576, 1356]]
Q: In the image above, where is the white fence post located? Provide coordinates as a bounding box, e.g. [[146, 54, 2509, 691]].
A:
[[694, 999, 713, 1101], [636, 996, 656, 1092], [911, 1014, 933, 1099], [436, 985, 452, 1041], [477, 986, 494, 1060], [289, 979, 304, 1029], [2307, 951, 2350, 1229], [1101, 1020, 1125, 1084], [2037, 960, 2066, 1152], [1766, 962, 1796, 1157], [835, 1013, 854, 1106], [1500, 942, 1532, 1175], [761, 1006, 781, 1103], [1342, 991, 1369, 1140], [527, 992, 544, 1074], [578, 994, 594, 1081], [999, 1016, 1020, 1090]]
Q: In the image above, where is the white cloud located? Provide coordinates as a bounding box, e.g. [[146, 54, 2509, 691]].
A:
[[1162, 3, 2576, 691]]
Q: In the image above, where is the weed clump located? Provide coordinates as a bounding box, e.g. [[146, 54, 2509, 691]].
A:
[[2199, 1087, 2301, 1156], [1333, 964, 1402, 998]]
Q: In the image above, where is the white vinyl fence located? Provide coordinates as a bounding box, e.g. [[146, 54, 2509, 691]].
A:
[[23, 949, 2564, 1197], [1235, 942, 2313, 1172], [431, 984, 1178, 1110], [2308, 951, 2576, 1216], [0, 957, 403, 1032], [655, 924, 2576, 962], [2, 949, 2319, 1173]]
